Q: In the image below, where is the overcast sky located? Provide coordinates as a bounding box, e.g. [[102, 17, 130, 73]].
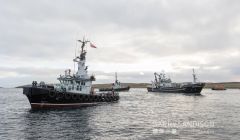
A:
[[1, 0, 240, 87]]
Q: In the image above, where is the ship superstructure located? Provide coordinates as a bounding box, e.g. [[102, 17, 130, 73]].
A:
[[54, 39, 95, 95]]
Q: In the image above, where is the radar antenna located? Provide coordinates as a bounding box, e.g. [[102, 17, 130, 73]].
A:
[[78, 37, 90, 53]]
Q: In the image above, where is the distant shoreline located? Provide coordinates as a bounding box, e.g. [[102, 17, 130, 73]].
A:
[[204, 82, 240, 89]]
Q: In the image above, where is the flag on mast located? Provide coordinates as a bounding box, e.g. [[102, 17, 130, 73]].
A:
[[90, 43, 97, 48]]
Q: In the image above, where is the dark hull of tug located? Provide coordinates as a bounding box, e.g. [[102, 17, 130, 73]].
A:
[[99, 86, 130, 92], [147, 83, 205, 95], [99, 86, 130, 91], [23, 86, 119, 110]]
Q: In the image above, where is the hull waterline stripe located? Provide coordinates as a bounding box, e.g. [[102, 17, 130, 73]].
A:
[[31, 103, 98, 106]]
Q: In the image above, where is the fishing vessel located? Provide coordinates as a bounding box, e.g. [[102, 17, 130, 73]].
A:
[[23, 39, 119, 109], [147, 69, 205, 95], [99, 72, 130, 92]]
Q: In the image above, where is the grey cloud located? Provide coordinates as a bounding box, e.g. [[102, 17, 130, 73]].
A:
[[1, 0, 239, 58]]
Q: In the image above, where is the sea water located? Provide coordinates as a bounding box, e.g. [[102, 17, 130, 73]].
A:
[[0, 88, 239, 140]]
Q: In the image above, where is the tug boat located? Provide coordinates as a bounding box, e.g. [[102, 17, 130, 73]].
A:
[[147, 69, 205, 95], [99, 72, 130, 92], [23, 39, 119, 109]]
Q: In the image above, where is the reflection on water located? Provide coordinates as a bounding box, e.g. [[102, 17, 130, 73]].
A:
[[22, 109, 92, 139], [0, 88, 240, 139]]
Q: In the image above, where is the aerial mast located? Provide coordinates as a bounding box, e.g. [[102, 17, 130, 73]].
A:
[[192, 68, 197, 83], [115, 72, 117, 80]]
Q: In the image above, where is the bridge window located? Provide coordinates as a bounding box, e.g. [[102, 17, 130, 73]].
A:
[[81, 82, 85, 85]]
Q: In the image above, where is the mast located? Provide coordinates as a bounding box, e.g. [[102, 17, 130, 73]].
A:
[[192, 69, 197, 83], [154, 72, 158, 83], [115, 72, 118, 82], [77, 38, 89, 61], [71, 38, 90, 78], [154, 72, 161, 88]]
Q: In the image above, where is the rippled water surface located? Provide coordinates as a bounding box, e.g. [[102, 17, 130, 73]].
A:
[[0, 88, 240, 140]]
